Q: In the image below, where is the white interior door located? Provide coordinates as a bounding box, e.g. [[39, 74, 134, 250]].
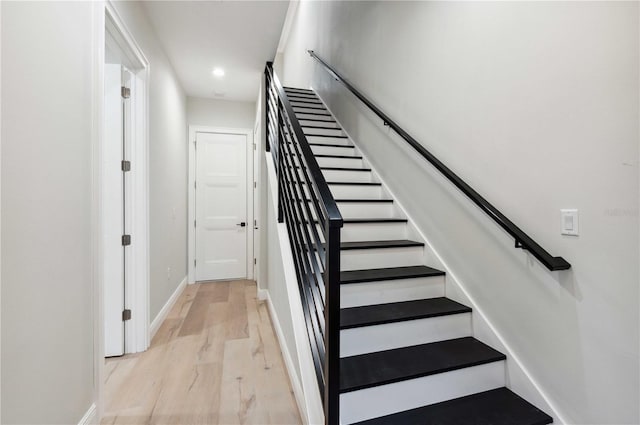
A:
[[196, 132, 248, 281], [103, 64, 125, 357]]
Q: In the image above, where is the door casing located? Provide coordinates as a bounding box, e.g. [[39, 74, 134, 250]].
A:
[[92, 0, 151, 419], [188, 126, 254, 284]]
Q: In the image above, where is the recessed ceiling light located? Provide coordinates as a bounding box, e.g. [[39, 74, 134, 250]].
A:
[[212, 67, 225, 77]]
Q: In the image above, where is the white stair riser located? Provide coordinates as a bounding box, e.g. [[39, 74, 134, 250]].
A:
[[341, 276, 445, 308], [300, 120, 340, 128], [311, 145, 357, 156], [337, 202, 396, 219], [293, 106, 329, 115], [330, 185, 383, 199], [341, 246, 424, 271], [321, 169, 373, 183], [290, 101, 323, 108], [303, 127, 344, 137], [341, 222, 407, 242], [306, 136, 352, 146], [296, 113, 335, 121], [340, 313, 472, 357], [316, 156, 363, 168], [340, 361, 506, 424]]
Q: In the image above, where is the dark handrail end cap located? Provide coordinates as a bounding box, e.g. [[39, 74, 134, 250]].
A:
[[550, 257, 571, 271]]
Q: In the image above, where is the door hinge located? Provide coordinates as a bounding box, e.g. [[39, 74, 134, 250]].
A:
[[194, 181, 197, 189], [194, 220, 196, 228], [194, 259, 197, 267], [253, 143, 256, 151], [122, 234, 131, 246], [254, 258, 257, 265], [254, 181, 257, 189], [122, 309, 132, 321], [121, 160, 131, 172], [121, 86, 131, 99]]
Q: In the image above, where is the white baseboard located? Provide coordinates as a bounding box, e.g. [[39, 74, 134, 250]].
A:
[[78, 403, 97, 425], [257, 288, 268, 300], [265, 291, 308, 424], [150, 276, 187, 340]]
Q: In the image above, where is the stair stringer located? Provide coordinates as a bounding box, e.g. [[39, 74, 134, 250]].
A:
[[313, 88, 567, 425]]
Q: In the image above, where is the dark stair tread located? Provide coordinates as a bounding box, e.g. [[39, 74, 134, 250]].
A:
[[304, 198, 392, 203], [328, 181, 381, 186], [296, 112, 332, 117], [307, 239, 424, 254], [306, 218, 408, 225], [341, 297, 470, 329], [341, 239, 423, 251], [320, 166, 371, 172], [309, 143, 354, 148], [305, 134, 348, 138], [341, 265, 444, 284], [301, 181, 380, 186], [284, 87, 314, 92], [301, 125, 341, 130], [299, 118, 337, 123], [340, 337, 506, 393], [344, 218, 408, 224], [314, 154, 363, 159], [336, 199, 392, 203], [291, 100, 327, 111], [353, 387, 553, 425]]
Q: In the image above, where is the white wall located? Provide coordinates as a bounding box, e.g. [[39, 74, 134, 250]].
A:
[[112, 1, 188, 320], [1, 2, 95, 423], [187, 96, 255, 129], [279, 2, 639, 424]]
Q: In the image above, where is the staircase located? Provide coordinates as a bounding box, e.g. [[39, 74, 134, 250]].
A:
[[284, 86, 554, 425]]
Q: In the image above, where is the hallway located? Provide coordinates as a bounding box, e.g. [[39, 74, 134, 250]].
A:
[[102, 281, 301, 425]]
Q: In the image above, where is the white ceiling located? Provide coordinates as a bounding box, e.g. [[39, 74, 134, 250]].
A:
[[142, 1, 290, 102]]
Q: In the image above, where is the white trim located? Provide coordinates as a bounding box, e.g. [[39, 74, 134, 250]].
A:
[[78, 403, 97, 425], [150, 276, 187, 340], [257, 288, 268, 301], [188, 125, 254, 284], [104, 0, 151, 357], [91, 1, 106, 421], [316, 91, 567, 425], [276, 0, 299, 53], [265, 292, 307, 424], [0, 1, 3, 420]]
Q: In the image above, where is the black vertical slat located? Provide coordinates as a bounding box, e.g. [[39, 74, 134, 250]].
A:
[[324, 223, 341, 425]]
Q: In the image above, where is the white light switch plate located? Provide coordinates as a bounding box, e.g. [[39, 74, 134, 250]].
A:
[[561, 209, 579, 236]]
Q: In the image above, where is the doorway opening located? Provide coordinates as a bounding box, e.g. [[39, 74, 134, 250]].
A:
[[188, 126, 254, 284]]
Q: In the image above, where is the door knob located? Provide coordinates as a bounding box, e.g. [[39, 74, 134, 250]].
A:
[[237, 222, 246, 227]]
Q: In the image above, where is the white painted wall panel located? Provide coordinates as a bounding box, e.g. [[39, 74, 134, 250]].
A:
[[1, 2, 94, 422]]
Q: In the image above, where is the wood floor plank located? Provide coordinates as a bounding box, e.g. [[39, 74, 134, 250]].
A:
[[197, 280, 230, 302], [225, 280, 249, 340], [102, 281, 301, 425]]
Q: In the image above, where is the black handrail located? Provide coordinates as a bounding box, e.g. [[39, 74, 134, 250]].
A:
[[308, 51, 571, 271], [264, 62, 343, 424]]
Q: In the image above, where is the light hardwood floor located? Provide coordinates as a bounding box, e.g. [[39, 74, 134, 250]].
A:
[[102, 280, 302, 425]]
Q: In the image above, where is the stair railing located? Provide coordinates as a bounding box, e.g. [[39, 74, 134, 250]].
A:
[[264, 62, 343, 424], [307, 51, 571, 271]]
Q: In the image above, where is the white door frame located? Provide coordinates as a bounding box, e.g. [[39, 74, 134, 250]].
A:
[[188, 126, 254, 284], [92, 0, 150, 419]]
